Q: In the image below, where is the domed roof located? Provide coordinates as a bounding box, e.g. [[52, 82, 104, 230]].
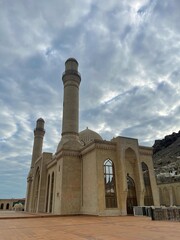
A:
[[37, 118, 45, 122], [79, 127, 103, 145]]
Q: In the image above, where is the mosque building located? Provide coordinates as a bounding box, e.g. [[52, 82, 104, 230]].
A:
[[25, 58, 160, 216]]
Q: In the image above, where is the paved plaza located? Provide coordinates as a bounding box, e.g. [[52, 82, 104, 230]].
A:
[[0, 211, 179, 240]]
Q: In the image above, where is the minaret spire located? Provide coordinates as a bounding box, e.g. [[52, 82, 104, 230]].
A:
[[31, 118, 45, 168], [57, 58, 81, 151], [26, 118, 45, 212]]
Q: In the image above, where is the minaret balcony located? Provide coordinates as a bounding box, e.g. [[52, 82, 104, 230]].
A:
[[62, 70, 81, 79]]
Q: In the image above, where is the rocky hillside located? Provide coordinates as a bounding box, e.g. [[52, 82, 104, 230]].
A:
[[152, 131, 180, 184], [153, 131, 180, 154]]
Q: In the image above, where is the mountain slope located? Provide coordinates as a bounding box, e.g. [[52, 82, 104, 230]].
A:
[[152, 131, 180, 184]]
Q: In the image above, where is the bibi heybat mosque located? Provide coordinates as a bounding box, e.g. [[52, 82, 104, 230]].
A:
[[25, 58, 160, 216]]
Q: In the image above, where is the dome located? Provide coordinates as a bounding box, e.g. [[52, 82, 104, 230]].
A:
[[79, 127, 103, 145], [37, 118, 44, 122]]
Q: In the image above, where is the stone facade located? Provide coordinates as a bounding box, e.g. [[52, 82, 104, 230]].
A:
[[25, 58, 160, 215], [158, 182, 180, 206]]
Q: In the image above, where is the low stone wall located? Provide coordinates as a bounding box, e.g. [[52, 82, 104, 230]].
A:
[[152, 207, 180, 221], [133, 206, 180, 221]]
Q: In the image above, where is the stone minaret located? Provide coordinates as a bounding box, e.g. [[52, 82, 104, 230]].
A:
[[31, 118, 45, 169], [56, 59, 82, 214], [26, 118, 45, 211], [57, 58, 81, 151]]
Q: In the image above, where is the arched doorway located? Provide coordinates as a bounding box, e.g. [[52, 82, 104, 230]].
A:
[[125, 147, 138, 214], [176, 186, 180, 205], [163, 187, 170, 206], [33, 167, 40, 212], [6, 203, 10, 210], [0, 203, 4, 210], [141, 162, 154, 205], [46, 174, 50, 212], [126, 175, 137, 214], [49, 172, 54, 213], [159, 188, 163, 205]]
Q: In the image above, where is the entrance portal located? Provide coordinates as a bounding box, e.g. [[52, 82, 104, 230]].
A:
[[126, 176, 137, 214]]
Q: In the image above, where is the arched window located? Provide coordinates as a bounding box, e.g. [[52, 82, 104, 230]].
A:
[[0, 203, 4, 209], [141, 162, 154, 205], [6, 203, 9, 210], [46, 174, 50, 212], [49, 172, 54, 213], [104, 159, 117, 208]]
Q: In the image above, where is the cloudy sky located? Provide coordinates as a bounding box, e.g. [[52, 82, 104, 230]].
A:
[[0, 0, 180, 199]]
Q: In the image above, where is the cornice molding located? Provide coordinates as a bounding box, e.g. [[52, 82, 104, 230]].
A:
[[81, 140, 116, 156], [139, 148, 153, 156], [56, 149, 80, 159], [47, 158, 57, 169]]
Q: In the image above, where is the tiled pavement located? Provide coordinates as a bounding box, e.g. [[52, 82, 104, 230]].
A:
[[0, 210, 54, 219], [0, 211, 179, 240]]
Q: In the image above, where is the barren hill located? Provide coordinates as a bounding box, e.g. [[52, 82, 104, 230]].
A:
[[152, 131, 180, 184]]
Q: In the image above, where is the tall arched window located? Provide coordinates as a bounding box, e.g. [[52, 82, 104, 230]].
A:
[[104, 159, 117, 208], [46, 174, 50, 212], [0, 203, 4, 209], [6, 203, 9, 210], [141, 162, 154, 206], [49, 172, 54, 213]]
